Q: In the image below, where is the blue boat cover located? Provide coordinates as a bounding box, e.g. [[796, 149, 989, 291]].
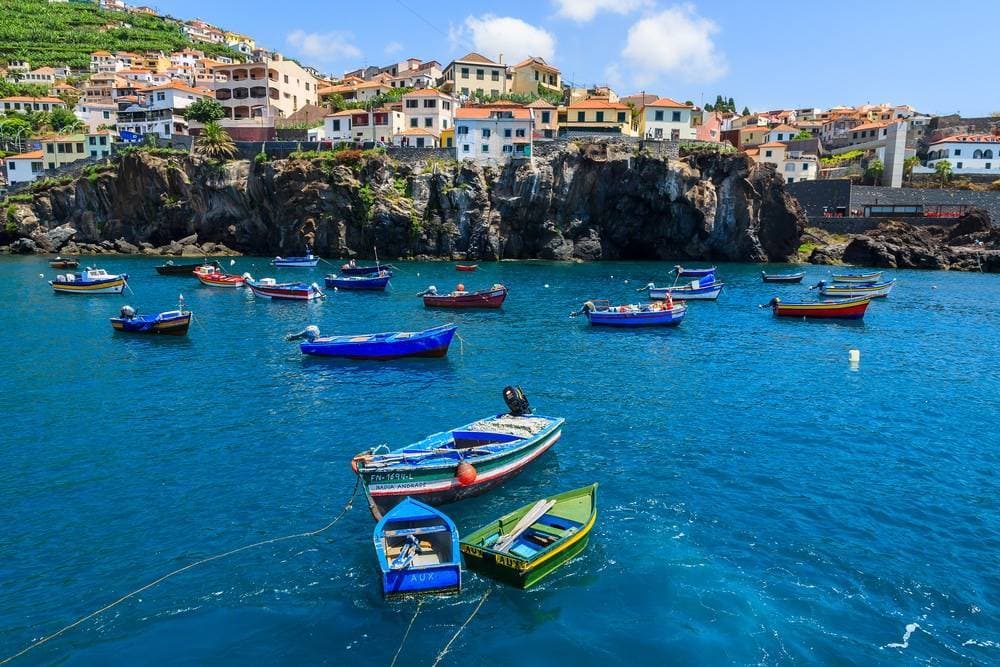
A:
[[698, 274, 716, 286]]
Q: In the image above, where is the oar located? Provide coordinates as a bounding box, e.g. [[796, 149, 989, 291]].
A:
[[493, 500, 556, 553]]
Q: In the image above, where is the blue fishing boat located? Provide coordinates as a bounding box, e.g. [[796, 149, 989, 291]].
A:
[[646, 274, 724, 301], [813, 279, 896, 298], [832, 271, 883, 283], [340, 260, 395, 276], [110, 304, 191, 336], [272, 247, 319, 267], [575, 299, 686, 327], [50, 268, 129, 294], [289, 323, 456, 359], [246, 277, 324, 300], [674, 265, 717, 278], [324, 270, 391, 291], [373, 497, 461, 598]]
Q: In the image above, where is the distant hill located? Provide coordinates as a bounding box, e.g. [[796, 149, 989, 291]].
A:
[[0, 0, 243, 70]]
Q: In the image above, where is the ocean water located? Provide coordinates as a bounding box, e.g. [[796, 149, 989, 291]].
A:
[[1, 256, 997, 665]]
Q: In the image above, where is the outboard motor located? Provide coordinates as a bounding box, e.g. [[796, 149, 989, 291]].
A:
[[286, 325, 321, 342], [120, 305, 136, 320], [503, 386, 531, 416], [418, 285, 438, 296]]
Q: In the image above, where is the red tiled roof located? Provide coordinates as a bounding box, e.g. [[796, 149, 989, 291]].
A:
[[758, 141, 787, 148], [145, 81, 207, 94], [6, 150, 44, 160], [932, 134, 1000, 144], [455, 108, 531, 120], [513, 56, 558, 73], [568, 99, 629, 110], [644, 97, 691, 109], [0, 96, 64, 103], [454, 52, 499, 65], [768, 124, 798, 133], [400, 128, 440, 136], [403, 88, 452, 98]]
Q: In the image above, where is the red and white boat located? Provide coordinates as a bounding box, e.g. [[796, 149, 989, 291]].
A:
[[194, 264, 246, 288], [455, 264, 478, 272], [420, 283, 507, 309], [246, 277, 324, 301]]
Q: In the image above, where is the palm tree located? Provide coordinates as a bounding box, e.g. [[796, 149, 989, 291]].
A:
[[194, 121, 237, 160]]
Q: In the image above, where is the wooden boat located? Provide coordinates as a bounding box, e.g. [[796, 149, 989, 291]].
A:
[[246, 277, 324, 300], [50, 268, 128, 294], [110, 305, 191, 336], [293, 323, 456, 360], [832, 271, 883, 283], [674, 265, 716, 278], [456, 264, 478, 272], [373, 498, 461, 598], [813, 279, 895, 298], [420, 283, 507, 309], [577, 299, 686, 327], [646, 276, 723, 301], [194, 264, 245, 288], [49, 257, 78, 269], [459, 483, 598, 589], [271, 248, 318, 267], [340, 262, 395, 276], [156, 259, 218, 275], [761, 270, 805, 284], [763, 296, 871, 319], [352, 390, 562, 518], [324, 270, 390, 291]]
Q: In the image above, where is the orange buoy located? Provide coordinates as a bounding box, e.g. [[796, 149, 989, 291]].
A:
[[456, 283, 465, 292], [456, 461, 477, 486]]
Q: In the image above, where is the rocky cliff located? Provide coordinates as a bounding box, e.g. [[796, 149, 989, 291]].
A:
[[2, 141, 805, 262]]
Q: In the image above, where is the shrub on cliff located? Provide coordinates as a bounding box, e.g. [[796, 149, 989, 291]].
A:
[[194, 122, 237, 160]]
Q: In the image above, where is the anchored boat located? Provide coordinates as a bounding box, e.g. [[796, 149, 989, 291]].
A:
[[49, 257, 79, 269], [761, 270, 805, 284], [110, 304, 191, 336], [763, 296, 871, 319], [246, 277, 324, 300], [576, 299, 686, 327], [157, 259, 218, 276], [351, 388, 561, 518], [813, 279, 895, 298], [324, 271, 391, 291], [460, 483, 598, 589], [456, 264, 478, 272], [50, 268, 128, 294], [646, 274, 723, 301], [194, 264, 245, 288], [373, 498, 461, 598], [340, 261, 395, 276], [272, 248, 319, 267], [832, 271, 883, 283], [674, 265, 716, 278], [420, 283, 508, 309], [290, 323, 456, 359]]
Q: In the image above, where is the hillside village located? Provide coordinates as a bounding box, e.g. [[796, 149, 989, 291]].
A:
[[1, 0, 999, 197]]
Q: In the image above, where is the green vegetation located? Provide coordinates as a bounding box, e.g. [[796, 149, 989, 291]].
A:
[[934, 159, 953, 185], [194, 121, 237, 160], [865, 159, 884, 185], [393, 176, 409, 198], [183, 99, 226, 124], [5, 193, 34, 204], [254, 148, 268, 164], [357, 183, 374, 220], [703, 95, 738, 113], [468, 86, 562, 107], [793, 130, 812, 141], [797, 241, 818, 256], [0, 81, 52, 99], [5, 204, 18, 233], [409, 209, 422, 239], [0, 0, 244, 69], [117, 144, 188, 158], [820, 150, 865, 167], [679, 141, 736, 155], [903, 155, 920, 183]]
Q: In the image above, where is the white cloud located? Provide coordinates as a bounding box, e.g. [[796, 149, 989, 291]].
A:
[[553, 0, 649, 22], [450, 15, 556, 64], [286, 29, 362, 67], [384, 41, 403, 56], [603, 63, 623, 89], [621, 5, 726, 85]]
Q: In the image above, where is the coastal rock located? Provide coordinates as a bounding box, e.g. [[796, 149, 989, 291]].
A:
[[11, 238, 39, 254], [114, 238, 139, 254]]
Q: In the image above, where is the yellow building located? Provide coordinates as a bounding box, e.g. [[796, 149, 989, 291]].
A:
[[440, 127, 454, 148], [511, 57, 561, 96], [527, 99, 557, 139], [224, 32, 255, 50], [140, 51, 171, 74], [442, 52, 509, 99], [560, 99, 635, 136]]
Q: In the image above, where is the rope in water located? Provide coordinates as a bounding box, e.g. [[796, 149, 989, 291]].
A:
[[0, 477, 361, 665], [388, 598, 424, 667], [430, 587, 492, 667]]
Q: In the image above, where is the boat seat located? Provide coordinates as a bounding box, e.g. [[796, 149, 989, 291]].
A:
[[383, 525, 449, 538], [534, 514, 582, 531], [385, 539, 433, 558], [523, 530, 558, 547]]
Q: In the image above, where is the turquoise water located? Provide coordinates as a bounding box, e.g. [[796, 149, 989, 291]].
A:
[[1, 257, 998, 665]]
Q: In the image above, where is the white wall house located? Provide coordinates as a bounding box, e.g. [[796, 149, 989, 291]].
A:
[[75, 102, 117, 131], [765, 124, 801, 143], [454, 107, 533, 165], [751, 142, 817, 183], [323, 110, 353, 141], [395, 88, 456, 148], [639, 98, 696, 140], [923, 135, 1000, 175], [4, 150, 45, 186], [115, 82, 211, 139]]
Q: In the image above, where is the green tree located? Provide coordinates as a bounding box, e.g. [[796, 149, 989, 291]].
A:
[[866, 159, 884, 185], [903, 155, 920, 183], [741, 106, 750, 116], [793, 130, 812, 140], [727, 97, 735, 112], [325, 92, 346, 111], [49, 106, 84, 133], [194, 121, 237, 160], [0, 116, 33, 151], [183, 98, 226, 124], [934, 159, 953, 185]]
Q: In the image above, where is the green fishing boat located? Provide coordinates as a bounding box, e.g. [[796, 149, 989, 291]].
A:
[[459, 483, 598, 589]]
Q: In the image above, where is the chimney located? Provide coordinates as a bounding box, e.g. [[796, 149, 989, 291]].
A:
[[498, 52, 504, 65]]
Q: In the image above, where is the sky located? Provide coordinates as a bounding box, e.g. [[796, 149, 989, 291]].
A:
[[151, 0, 998, 116]]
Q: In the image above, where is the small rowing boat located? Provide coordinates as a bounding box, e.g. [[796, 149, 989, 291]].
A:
[[272, 248, 318, 267], [110, 304, 191, 336], [832, 271, 883, 283], [340, 261, 395, 276], [576, 299, 686, 327], [156, 259, 218, 275], [812, 279, 895, 298], [646, 275, 723, 301], [420, 283, 507, 309], [456, 264, 478, 272], [289, 323, 456, 359], [194, 264, 245, 288], [374, 498, 461, 598], [761, 270, 805, 284], [763, 296, 871, 320], [50, 268, 128, 294], [246, 277, 324, 300], [674, 265, 716, 278], [351, 387, 561, 518], [459, 483, 598, 589], [49, 257, 79, 269], [324, 270, 390, 291]]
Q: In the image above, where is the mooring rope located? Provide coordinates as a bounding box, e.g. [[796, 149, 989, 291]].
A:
[[388, 598, 424, 667], [1, 477, 361, 665], [430, 587, 492, 667]]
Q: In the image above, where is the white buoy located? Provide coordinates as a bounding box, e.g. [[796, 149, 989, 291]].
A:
[[849, 349, 860, 363], [624, 279, 629, 284], [417, 272, 420, 277], [544, 284, 550, 288]]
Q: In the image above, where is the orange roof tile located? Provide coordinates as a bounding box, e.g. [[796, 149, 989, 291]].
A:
[[513, 57, 558, 73], [400, 128, 440, 136], [568, 99, 629, 110], [455, 107, 531, 120], [769, 124, 798, 133], [402, 88, 452, 98], [6, 150, 44, 160], [0, 96, 64, 103], [145, 81, 208, 95], [758, 141, 787, 148], [644, 97, 691, 109], [932, 134, 1000, 144]]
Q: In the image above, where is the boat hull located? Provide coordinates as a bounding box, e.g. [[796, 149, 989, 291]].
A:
[[358, 420, 562, 518], [423, 287, 507, 309], [49, 260, 79, 269], [586, 306, 685, 327], [761, 273, 804, 283], [301, 325, 456, 360], [772, 297, 871, 319], [374, 498, 461, 598], [456, 265, 478, 272], [675, 266, 716, 278], [819, 280, 895, 298], [248, 283, 322, 300], [341, 264, 395, 276], [110, 312, 191, 335], [648, 283, 722, 300], [324, 274, 390, 291], [157, 262, 215, 275], [382, 564, 461, 598], [462, 530, 591, 589], [272, 259, 319, 267], [50, 277, 127, 294], [832, 272, 883, 283]]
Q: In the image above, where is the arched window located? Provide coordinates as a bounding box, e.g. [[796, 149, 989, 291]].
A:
[[973, 149, 983, 159], [984, 149, 994, 159]]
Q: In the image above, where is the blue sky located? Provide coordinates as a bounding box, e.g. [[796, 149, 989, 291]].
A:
[[153, 0, 997, 116]]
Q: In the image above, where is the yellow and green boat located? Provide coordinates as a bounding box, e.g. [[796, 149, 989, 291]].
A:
[[459, 483, 597, 589]]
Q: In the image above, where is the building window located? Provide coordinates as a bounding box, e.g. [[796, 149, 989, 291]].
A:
[[332, 119, 340, 131], [785, 164, 795, 172], [504, 128, 512, 138], [541, 111, 550, 123], [406, 99, 418, 108], [654, 110, 663, 121], [457, 126, 468, 135], [954, 149, 961, 156], [476, 69, 484, 80], [617, 112, 626, 123], [672, 111, 681, 122], [463, 144, 470, 152], [47, 144, 54, 154], [410, 118, 418, 128], [481, 144, 489, 152], [765, 150, 772, 158], [491, 70, 499, 82], [957, 162, 963, 169], [515, 128, 525, 138], [461, 87, 469, 96], [443, 101, 451, 110], [482, 128, 491, 138], [577, 111, 585, 122], [89, 136, 96, 145], [424, 118, 432, 127], [502, 144, 512, 153], [283, 74, 288, 83], [423, 99, 436, 108], [7, 162, 13, 170], [595, 111, 604, 122], [987, 163, 992, 169], [802, 163, 809, 170], [460, 67, 469, 78]]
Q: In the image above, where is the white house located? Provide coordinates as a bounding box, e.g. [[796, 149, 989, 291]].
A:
[[765, 124, 801, 144], [0, 96, 66, 113], [3, 150, 46, 186], [115, 81, 212, 139], [395, 88, 456, 148], [75, 101, 117, 131], [639, 98, 696, 141], [323, 109, 353, 141], [924, 135, 1000, 175], [454, 107, 533, 165], [750, 141, 817, 183]]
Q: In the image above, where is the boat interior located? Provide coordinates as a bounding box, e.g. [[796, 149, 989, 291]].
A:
[[381, 519, 453, 569], [481, 495, 591, 559]]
